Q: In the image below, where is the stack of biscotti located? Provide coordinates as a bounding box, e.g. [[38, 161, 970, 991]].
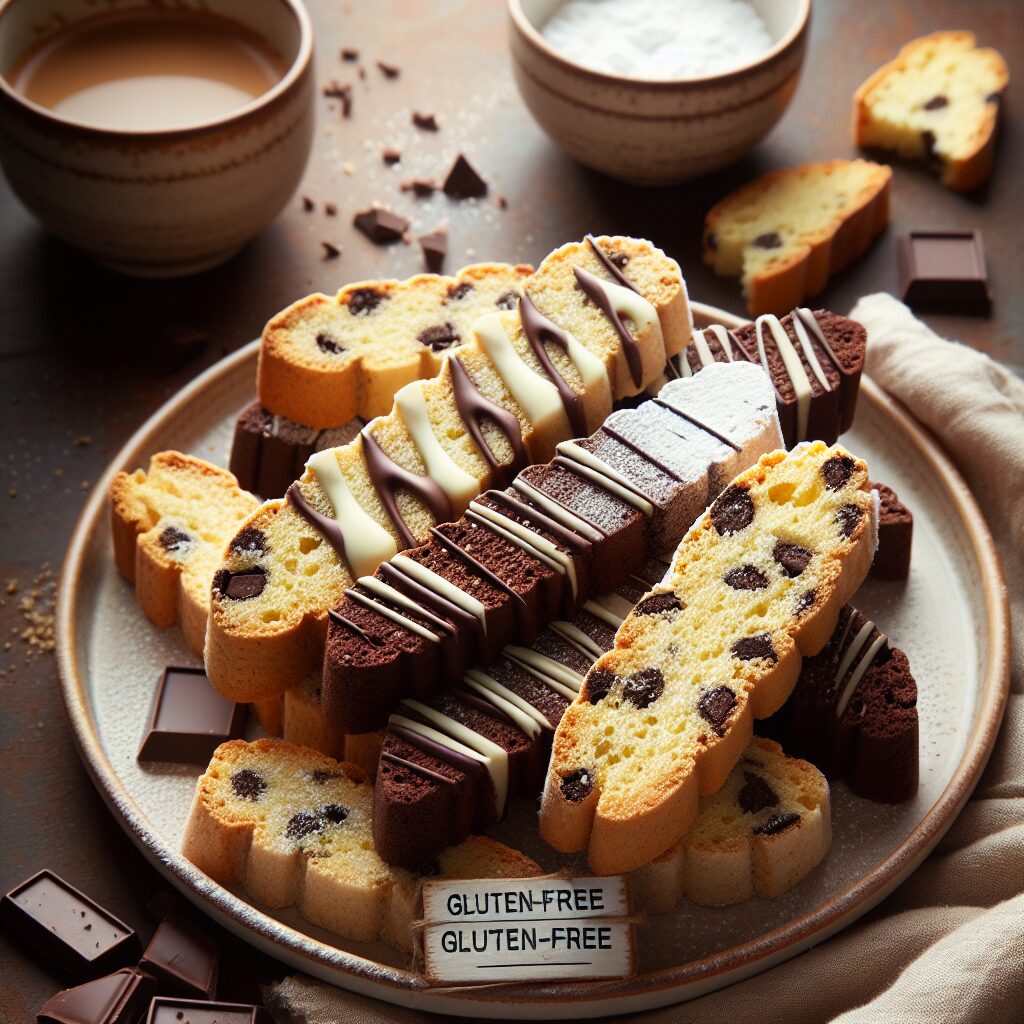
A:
[[664, 308, 867, 447], [205, 236, 691, 706], [541, 442, 877, 873], [233, 261, 535, 497], [320, 362, 781, 740], [181, 740, 540, 951]]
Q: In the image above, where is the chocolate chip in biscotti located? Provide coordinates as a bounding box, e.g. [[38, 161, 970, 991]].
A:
[[443, 154, 488, 199], [286, 811, 323, 841], [635, 592, 684, 617], [560, 768, 594, 803], [418, 229, 447, 273], [446, 281, 475, 302], [159, 526, 191, 552], [622, 667, 664, 708], [230, 527, 267, 556], [753, 811, 800, 836], [724, 565, 768, 591], [495, 290, 519, 310], [738, 771, 779, 813], [316, 333, 344, 355], [923, 94, 949, 110], [753, 232, 782, 249], [231, 768, 267, 801], [347, 287, 386, 316], [698, 685, 737, 735], [353, 208, 408, 244], [773, 541, 812, 577], [213, 567, 267, 601], [795, 589, 816, 615], [584, 668, 616, 705], [822, 454, 856, 490], [836, 503, 863, 538], [710, 485, 755, 535], [732, 633, 777, 662], [417, 322, 459, 351], [321, 803, 348, 823]]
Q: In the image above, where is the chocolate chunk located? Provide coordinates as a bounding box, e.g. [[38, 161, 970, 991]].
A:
[[635, 592, 684, 617], [353, 208, 408, 244], [286, 811, 323, 841], [560, 768, 594, 803], [412, 111, 438, 131], [417, 322, 460, 350], [316, 333, 343, 355], [732, 633, 777, 662], [321, 241, 341, 260], [923, 94, 949, 110], [230, 527, 267, 556], [753, 811, 800, 836], [898, 230, 992, 315], [443, 154, 488, 199], [753, 232, 782, 249], [138, 667, 246, 765], [321, 803, 349, 824], [737, 771, 779, 814], [698, 685, 736, 735], [348, 287, 386, 315], [158, 526, 190, 552], [0, 870, 140, 981], [401, 178, 438, 197], [723, 565, 769, 591], [836, 503, 863, 538], [146, 998, 271, 1024], [584, 668, 616, 705], [139, 916, 218, 999], [38, 967, 156, 1024], [822, 454, 856, 490], [446, 281, 475, 301], [213, 566, 266, 601], [773, 541, 812, 577], [495, 290, 519, 310], [710, 485, 755, 535], [622, 667, 664, 709], [324, 203, 337, 217], [230, 769, 267, 801], [796, 589, 816, 615], [301, 196, 314, 212], [419, 230, 447, 274], [376, 60, 400, 78], [341, 47, 359, 61], [382, 148, 401, 165]]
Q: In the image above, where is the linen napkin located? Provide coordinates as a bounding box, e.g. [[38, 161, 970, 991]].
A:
[[265, 294, 1024, 1024]]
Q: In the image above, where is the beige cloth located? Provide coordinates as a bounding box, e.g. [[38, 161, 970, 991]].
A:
[[265, 295, 1024, 1023]]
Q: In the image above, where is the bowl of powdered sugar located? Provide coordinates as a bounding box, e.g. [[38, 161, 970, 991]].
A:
[[508, 0, 811, 184]]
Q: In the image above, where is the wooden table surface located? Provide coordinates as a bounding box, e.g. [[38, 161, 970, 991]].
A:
[[1, 0, 1019, 1017]]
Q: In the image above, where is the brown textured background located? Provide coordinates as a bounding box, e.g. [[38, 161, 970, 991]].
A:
[[0, 0, 1020, 1017]]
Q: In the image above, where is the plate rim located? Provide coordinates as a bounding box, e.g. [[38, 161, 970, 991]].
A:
[[55, 302, 1011, 1017]]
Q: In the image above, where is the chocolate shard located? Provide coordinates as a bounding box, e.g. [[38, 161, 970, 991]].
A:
[[376, 60, 400, 78], [353, 208, 409, 244], [443, 154, 488, 199], [898, 230, 992, 315], [38, 968, 157, 1024], [0, 870, 140, 981], [401, 178, 438, 197], [412, 111, 438, 131], [137, 666, 246, 765], [382, 148, 401, 165], [418, 229, 447, 273], [145, 998, 271, 1024], [139, 915, 219, 999]]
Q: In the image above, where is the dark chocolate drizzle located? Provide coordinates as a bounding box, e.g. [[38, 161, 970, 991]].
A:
[[381, 749, 457, 786], [482, 490, 594, 559], [429, 526, 527, 608], [328, 606, 382, 647], [354, 581, 456, 637], [287, 483, 353, 565], [653, 397, 741, 452], [543, 460, 615, 537], [390, 722, 488, 782], [586, 234, 639, 293], [346, 586, 440, 640], [601, 423, 686, 482], [452, 687, 518, 729], [572, 264, 644, 389], [519, 291, 587, 436], [361, 429, 451, 550], [378, 561, 479, 635], [792, 308, 850, 380], [448, 355, 527, 488]]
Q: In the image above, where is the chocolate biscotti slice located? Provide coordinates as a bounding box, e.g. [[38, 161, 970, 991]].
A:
[[871, 481, 913, 580], [668, 309, 867, 447], [854, 32, 1009, 192], [110, 452, 259, 654], [630, 737, 830, 912], [703, 160, 891, 316], [206, 236, 689, 703], [541, 442, 877, 874], [181, 739, 540, 951], [764, 606, 918, 802]]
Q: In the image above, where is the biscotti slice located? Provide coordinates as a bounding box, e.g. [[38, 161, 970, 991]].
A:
[[871, 481, 913, 580], [541, 443, 877, 874], [669, 310, 867, 447], [764, 606, 918, 802], [181, 739, 540, 951], [258, 262, 534, 429], [206, 237, 686, 703], [703, 161, 892, 316], [854, 32, 1009, 191], [631, 738, 830, 912], [110, 452, 259, 654]]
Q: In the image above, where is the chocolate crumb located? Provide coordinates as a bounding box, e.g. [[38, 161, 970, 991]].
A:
[[401, 178, 438, 198], [376, 60, 400, 78], [443, 154, 488, 199], [353, 208, 409, 244], [496, 194, 508, 210], [382, 148, 402, 165], [302, 196, 314, 212], [324, 203, 337, 217], [322, 241, 341, 260], [419, 229, 448, 273], [412, 112, 438, 131], [341, 47, 359, 61]]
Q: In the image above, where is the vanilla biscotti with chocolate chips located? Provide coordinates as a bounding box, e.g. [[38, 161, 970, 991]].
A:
[[110, 452, 259, 654], [205, 236, 690, 703], [181, 739, 540, 951], [541, 442, 877, 874]]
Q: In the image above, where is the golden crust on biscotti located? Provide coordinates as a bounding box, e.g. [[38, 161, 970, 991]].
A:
[[853, 32, 1009, 191], [702, 160, 891, 316], [630, 738, 831, 912], [109, 452, 259, 654], [540, 442, 875, 874], [181, 739, 539, 951], [206, 236, 686, 703], [258, 262, 534, 429]]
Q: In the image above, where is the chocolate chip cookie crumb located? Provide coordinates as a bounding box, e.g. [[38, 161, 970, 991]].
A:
[[376, 60, 400, 78], [322, 241, 341, 260], [412, 112, 438, 131]]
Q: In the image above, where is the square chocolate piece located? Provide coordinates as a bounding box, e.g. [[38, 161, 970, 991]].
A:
[[137, 666, 246, 765], [898, 230, 992, 314], [145, 998, 271, 1024], [0, 870, 140, 981], [139, 915, 219, 999]]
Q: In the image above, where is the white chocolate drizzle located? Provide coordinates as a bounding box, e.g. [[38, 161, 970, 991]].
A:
[[555, 440, 655, 516], [755, 314, 816, 442], [352, 576, 441, 643], [511, 477, 603, 542], [463, 670, 546, 739], [584, 592, 635, 625], [681, 324, 736, 377], [392, 554, 487, 636], [834, 618, 888, 719], [504, 646, 585, 698], [549, 620, 605, 661], [347, 584, 439, 643], [586, 273, 661, 353]]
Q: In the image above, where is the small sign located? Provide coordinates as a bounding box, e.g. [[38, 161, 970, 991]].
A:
[[421, 877, 636, 983]]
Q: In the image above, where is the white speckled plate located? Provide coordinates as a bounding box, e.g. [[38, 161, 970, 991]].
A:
[[56, 303, 1010, 1018]]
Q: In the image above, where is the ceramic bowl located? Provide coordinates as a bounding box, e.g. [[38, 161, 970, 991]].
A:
[[0, 0, 315, 277], [508, 0, 811, 186]]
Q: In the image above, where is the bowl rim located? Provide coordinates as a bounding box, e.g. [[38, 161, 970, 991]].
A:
[[0, 0, 314, 140], [508, 0, 811, 89]]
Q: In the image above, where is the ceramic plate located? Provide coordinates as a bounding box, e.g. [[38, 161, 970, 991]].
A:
[[56, 302, 1010, 1018]]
